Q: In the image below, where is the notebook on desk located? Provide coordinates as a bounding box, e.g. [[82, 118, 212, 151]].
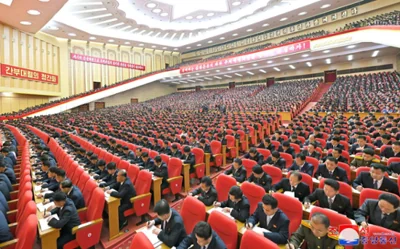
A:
[[137, 226, 162, 247], [207, 207, 235, 220], [39, 214, 59, 231], [37, 202, 54, 212]]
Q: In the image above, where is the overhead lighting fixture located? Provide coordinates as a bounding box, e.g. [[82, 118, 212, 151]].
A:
[[186, 16, 193, 20], [71, 8, 106, 14], [68, 33, 76, 36], [298, 12, 307, 16], [347, 45, 356, 49], [321, 4, 331, 9], [20, 21, 32, 26], [239, 65, 244, 68], [323, 50, 330, 53], [82, 13, 112, 21], [160, 12, 169, 17], [206, 72, 210, 74], [180, 80, 188, 83], [186, 46, 191, 49], [146, 3, 157, 8], [125, 41, 131, 45], [138, 30, 147, 35], [262, 23, 269, 27], [224, 75, 232, 78], [152, 8, 162, 13], [289, 65, 296, 69], [205, 77, 213, 80], [196, 15, 204, 19], [173, 48, 178, 50], [139, 43, 144, 46], [214, 76, 222, 79], [89, 36, 96, 40], [267, 60, 273, 64], [151, 45, 157, 48], [235, 73, 243, 77], [108, 39, 114, 42], [196, 73, 200, 76], [302, 54, 309, 57], [252, 63, 258, 66], [208, 40, 213, 43], [92, 18, 118, 26], [48, 26, 59, 30], [39, 0, 50, 2], [197, 44, 202, 47], [247, 71, 254, 75], [232, 33, 238, 36], [259, 69, 267, 73], [216, 70, 220, 72], [306, 62, 312, 67], [326, 59, 331, 64], [232, 1, 241, 6], [188, 80, 196, 83], [207, 13, 215, 17], [348, 55, 353, 61], [372, 50, 380, 57], [27, 10, 40, 15], [220, 37, 225, 40], [197, 79, 204, 82], [246, 29, 253, 32], [273, 67, 280, 71], [280, 17, 288, 21], [227, 68, 232, 71], [283, 57, 290, 61]]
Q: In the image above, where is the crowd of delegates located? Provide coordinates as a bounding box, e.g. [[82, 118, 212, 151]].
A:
[[278, 30, 328, 45], [314, 71, 400, 112], [337, 10, 400, 32], [235, 42, 273, 55]]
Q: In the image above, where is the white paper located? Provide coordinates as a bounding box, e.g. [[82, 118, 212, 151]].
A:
[[207, 207, 235, 220], [137, 226, 162, 247], [34, 185, 41, 192], [39, 214, 59, 231], [104, 192, 110, 200], [36, 202, 54, 212], [253, 226, 270, 234], [283, 191, 295, 198]]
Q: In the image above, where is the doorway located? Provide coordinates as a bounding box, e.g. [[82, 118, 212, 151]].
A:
[[95, 102, 105, 110], [131, 98, 139, 104], [93, 81, 101, 90]]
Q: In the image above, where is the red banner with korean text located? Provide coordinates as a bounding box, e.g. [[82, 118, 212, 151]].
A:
[[0, 63, 58, 84], [70, 53, 146, 71], [180, 40, 311, 73]]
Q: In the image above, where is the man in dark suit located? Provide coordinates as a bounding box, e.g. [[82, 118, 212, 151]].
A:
[[258, 138, 278, 152], [139, 152, 155, 170], [302, 143, 321, 160], [189, 176, 218, 206], [107, 169, 136, 230], [147, 199, 187, 247], [355, 193, 400, 232], [177, 221, 226, 249], [0, 211, 13, 243], [271, 131, 284, 144], [170, 144, 182, 158], [243, 147, 264, 165], [0, 162, 16, 184], [288, 154, 314, 176], [246, 195, 289, 244], [46, 192, 81, 249], [90, 159, 108, 180], [99, 162, 119, 189], [322, 147, 347, 164], [282, 141, 295, 159], [314, 157, 349, 183], [380, 141, 400, 159], [159, 140, 172, 155], [349, 135, 372, 155], [272, 171, 310, 202], [247, 164, 272, 192], [304, 179, 354, 219], [122, 146, 135, 161], [224, 158, 247, 183], [388, 162, 400, 177], [374, 134, 392, 148], [181, 146, 196, 173], [264, 151, 286, 170], [37, 166, 58, 192], [214, 186, 250, 223], [60, 180, 85, 210], [353, 163, 399, 195], [325, 137, 344, 151], [151, 156, 169, 190]]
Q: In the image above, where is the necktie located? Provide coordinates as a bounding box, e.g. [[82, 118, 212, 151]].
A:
[[329, 171, 333, 177], [266, 216, 271, 226], [291, 186, 296, 192], [381, 213, 388, 226], [373, 180, 378, 189], [328, 198, 333, 208], [162, 220, 167, 230]]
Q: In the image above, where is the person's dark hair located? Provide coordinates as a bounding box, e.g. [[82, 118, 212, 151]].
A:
[[249, 147, 257, 154], [201, 176, 212, 187], [172, 144, 178, 149], [271, 151, 280, 158], [310, 212, 330, 228], [393, 141, 400, 146], [56, 168, 66, 178], [228, 186, 243, 199], [199, 138, 206, 144], [275, 131, 282, 135], [324, 179, 340, 191], [291, 134, 298, 139], [106, 162, 117, 170], [141, 152, 149, 158], [98, 159, 106, 167], [332, 147, 342, 154], [296, 153, 306, 161], [42, 160, 52, 167], [290, 171, 302, 180], [326, 156, 338, 164], [90, 154, 98, 160], [61, 179, 73, 189], [371, 163, 386, 172], [154, 156, 162, 163], [264, 138, 271, 144], [233, 158, 242, 165], [332, 137, 340, 142], [49, 167, 58, 173], [154, 199, 171, 216], [53, 191, 67, 202], [262, 195, 278, 209], [136, 147, 143, 152], [282, 141, 290, 147], [379, 193, 399, 208], [193, 221, 212, 240], [358, 135, 366, 141], [183, 146, 191, 153]]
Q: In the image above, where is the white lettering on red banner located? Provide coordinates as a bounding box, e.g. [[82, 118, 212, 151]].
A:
[[70, 53, 146, 71], [0, 63, 58, 84]]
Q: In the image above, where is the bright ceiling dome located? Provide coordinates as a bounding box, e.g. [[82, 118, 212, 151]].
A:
[[156, 0, 229, 20]]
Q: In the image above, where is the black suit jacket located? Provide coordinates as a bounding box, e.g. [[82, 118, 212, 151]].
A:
[[49, 199, 81, 237], [101, 170, 119, 190], [154, 209, 187, 247], [159, 146, 172, 155], [272, 179, 310, 202], [225, 166, 247, 183], [282, 147, 295, 158], [247, 173, 272, 192], [352, 172, 399, 195], [304, 189, 354, 219], [177, 230, 226, 249], [67, 186, 85, 210], [258, 143, 275, 152], [355, 199, 400, 232], [314, 165, 349, 183], [349, 144, 372, 155], [302, 151, 321, 160], [264, 156, 286, 170], [110, 178, 136, 207], [388, 162, 400, 175], [220, 196, 250, 222], [243, 152, 264, 165], [2, 169, 16, 184], [288, 162, 314, 176], [191, 186, 218, 206], [152, 163, 169, 189], [325, 143, 345, 151], [170, 150, 182, 158], [380, 147, 400, 159], [248, 205, 289, 244], [181, 153, 196, 169]]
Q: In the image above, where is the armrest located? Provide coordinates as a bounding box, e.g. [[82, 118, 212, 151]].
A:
[[167, 176, 183, 183], [77, 207, 88, 213], [72, 218, 103, 235], [212, 153, 223, 157], [6, 210, 17, 216], [227, 147, 236, 149], [130, 193, 152, 203], [194, 163, 205, 168], [8, 222, 17, 229], [0, 239, 18, 248], [7, 199, 18, 205]]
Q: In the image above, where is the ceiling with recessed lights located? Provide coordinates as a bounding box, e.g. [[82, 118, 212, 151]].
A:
[[41, 0, 362, 50]]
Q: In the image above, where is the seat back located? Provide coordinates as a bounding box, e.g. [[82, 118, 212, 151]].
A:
[[180, 196, 207, 235], [287, 171, 313, 192], [280, 152, 293, 168], [168, 157, 183, 178], [305, 156, 319, 177], [87, 188, 105, 221], [262, 165, 282, 185], [337, 162, 351, 181], [256, 148, 271, 159], [16, 201, 36, 235], [82, 179, 97, 204], [160, 154, 170, 164], [15, 214, 38, 249], [272, 192, 302, 236], [77, 173, 90, 191], [215, 174, 237, 202], [239, 230, 280, 249], [241, 182, 266, 214], [359, 188, 400, 207], [130, 232, 155, 249], [191, 147, 204, 165], [363, 225, 400, 249], [318, 178, 353, 204], [309, 206, 352, 232], [127, 164, 140, 184], [290, 143, 301, 154], [208, 210, 238, 249], [242, 159, 257, 178], [135, 170, 152, 195], [149, 150, 159, 159], [118, 160, 130, 171]]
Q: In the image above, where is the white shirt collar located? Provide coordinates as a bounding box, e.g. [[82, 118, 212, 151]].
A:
[[166, 210, 172, 223], [328, 195, 336, 202], [375, 178, 384, 189]]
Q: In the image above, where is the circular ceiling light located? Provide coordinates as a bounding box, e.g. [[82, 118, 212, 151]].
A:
[[146, 3, 157, 8], [280, 17, 288, 21], [186, 46, 191, 49], [152, 8, 162, 13], [298, 12, 307, 16], [207, 40, 213, 43], [186, 16, 193, 20], [283, 57, 290, 61], [89, 36, 96, 40], [347, 45, 356, 49], [232, 33, 238, 36], [323, 50, 330, 53], [20, 21, 32, 25], [252, 63, 258, 66], [173, 48, 178, 50], [207, 13, 215, 17], [267, 60, 273, 63], [196, 15, 204, 19], [151, 45, 156, 48], [48, 26, 59, 30], [68, 33, 76, 36], [262, 23, 269, 27], [197, 44, 202, 46], [246, 29, 253, 32], [160, 12, 168, 17], [302, 54, 309, 57], [39, 0, 50, 2], [125, 41, 130, 44], [28, 10, 40, 15], [108, 39, 114, 42], [239, 65, 244, 68], [232, 1, 241, 6], [139, 43, 144, 46], [220, 37, 225, 40], [227, 68, 232, 70], [321, 4, 331, 9]]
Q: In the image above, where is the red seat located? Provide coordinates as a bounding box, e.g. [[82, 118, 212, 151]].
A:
[[180, 196, 206, 234], [149, 150, 159, 159], [270, 141, 281, 151], [127, 164, 140, 184], [124, 170, 152, 222], [241, 182, 266, 213], [129, 232, 155, 249], [280, 152, 293, 168], [359, 188, 400, 207], [76, 173, 90, 191], [339, 141, 349, 151], [81, 179, 97, 205], [191, 147, 206, 179], [305, 156, 319, 177], [226, 135, 238, 158], [355, 167, 388, 178], [287, 171, 313, 192], [215, 174, 237, 202], [318, 178, 353, 205], [242, 159, 257, 178], [208, 210, 238, 249], [262, 165, 282, 185], [239, 230, 280, 249], [210, 140, 224, 168], [290, 143, 301, 154], [272, 192, 302, 236], [104, 152, 113, 163], [162, 158, 183, 196], [118, 160, 130, 171], [315, 138, 326, 148], [160, 154, 170, 164], [387, 157, 400, 165], [363, 225, 400, 249], [256, 148, 271, 160], [6, 214, 38, 249], [337, 162, 351, 182]]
